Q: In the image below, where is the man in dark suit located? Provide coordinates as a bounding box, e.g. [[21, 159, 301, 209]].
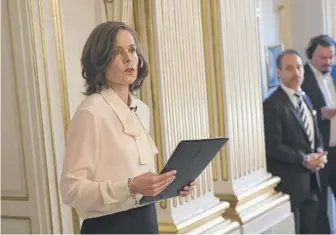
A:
[[263, 49, 328, 234], [301, 35, 336, 234]]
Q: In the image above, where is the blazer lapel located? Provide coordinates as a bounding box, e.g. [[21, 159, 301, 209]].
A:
[[278, 88, 310, 144], [304, 64, 327, 106]]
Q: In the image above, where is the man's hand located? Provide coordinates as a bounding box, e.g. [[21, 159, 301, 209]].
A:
[[321, 107, 336, 120], [305, 152, 328, 171]]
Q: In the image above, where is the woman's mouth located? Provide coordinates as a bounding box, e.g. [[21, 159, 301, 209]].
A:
[[125, 68, 135, 73]]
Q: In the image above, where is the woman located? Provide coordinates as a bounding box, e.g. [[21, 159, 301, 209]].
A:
[[60, 21, 195, 234]]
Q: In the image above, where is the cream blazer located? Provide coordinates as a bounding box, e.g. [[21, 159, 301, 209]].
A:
[[60, 88, 158, 220]]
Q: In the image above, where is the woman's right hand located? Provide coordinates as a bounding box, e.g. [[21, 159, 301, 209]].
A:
[[130, 170, 177, 196]]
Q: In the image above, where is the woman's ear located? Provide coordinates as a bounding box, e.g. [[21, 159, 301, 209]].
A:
[[138, 57, 143, 69]]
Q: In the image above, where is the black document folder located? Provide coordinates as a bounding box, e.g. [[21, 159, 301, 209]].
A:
[[139, 137, 229, 205]]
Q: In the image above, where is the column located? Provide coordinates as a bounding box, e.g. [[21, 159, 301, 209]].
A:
[[210, 0, 294, 233], [104, 0, 134, 28], [134, 0, 240, 233]]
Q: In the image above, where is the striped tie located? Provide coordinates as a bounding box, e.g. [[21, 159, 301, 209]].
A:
[[295, 93, 314, 150]]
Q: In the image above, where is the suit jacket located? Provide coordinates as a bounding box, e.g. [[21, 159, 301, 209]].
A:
[[263, 87, 323, 209], [301, 63, 336, 151], [60, 89, 158, 220]]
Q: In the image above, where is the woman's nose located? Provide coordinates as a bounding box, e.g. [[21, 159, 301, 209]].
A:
[[123, 52, 132, 63]]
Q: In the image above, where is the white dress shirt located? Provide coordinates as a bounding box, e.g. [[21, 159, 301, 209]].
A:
[[280, 82, 315, 150], [60, 88, 158, 220], [308, 63, 336, 147]]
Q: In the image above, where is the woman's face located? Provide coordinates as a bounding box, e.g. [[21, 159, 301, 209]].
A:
[[105, 29, 139, 88]]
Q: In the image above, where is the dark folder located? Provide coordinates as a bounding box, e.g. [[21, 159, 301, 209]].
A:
[[139, 137, 229, 205]]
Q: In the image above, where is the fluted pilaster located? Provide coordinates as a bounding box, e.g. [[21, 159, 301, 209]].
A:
[[138, 0, 239, 233], [204, 0, 294, 232], [215, 0, 269, 192], [104, 0, 134, 27]]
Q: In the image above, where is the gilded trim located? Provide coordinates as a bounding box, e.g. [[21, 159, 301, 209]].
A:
[[158, 204, 227, 234], [1, 216, 32, 234], [133, 0, 148, 104], [178, 196, 183, 206], [210, 0, 228, 181], [202, 172, 206, 195], [51, 0, 70, 131], [103, 0, 115, 21], [2, 0, 30, 202], [27, 0, 54, 232], [191, 186, 195, 199], [143, 0, 163, 178], [200, 0, 218, 182], [173, 197, 178, 207], [216, 176, 280, 205], [51, 0, 80, 232], [196, 177, 201, 197], [331, 0, 336, 38], [1, 196, 29, 201], [207, 167, 212, 192], [143, 0, 166, 209], [120, 0, 124, 22], [38, 0, 63, 232]]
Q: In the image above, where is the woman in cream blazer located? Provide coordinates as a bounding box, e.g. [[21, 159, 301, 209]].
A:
[[60, 21, 194, 234]]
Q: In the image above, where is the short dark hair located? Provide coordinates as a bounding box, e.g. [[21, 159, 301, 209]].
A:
[[81, 21, 149, 96], [306, 34, 336, 59], [276, 49, 302, 69]]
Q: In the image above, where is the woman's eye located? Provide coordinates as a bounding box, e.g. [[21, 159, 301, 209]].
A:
[[130, 48, 136, 53]]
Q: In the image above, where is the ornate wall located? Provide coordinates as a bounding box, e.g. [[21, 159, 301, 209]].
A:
[[9, 0, 336, 233]]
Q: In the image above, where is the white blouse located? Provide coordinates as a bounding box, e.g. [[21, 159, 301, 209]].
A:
[[60, 88, 158, 220]]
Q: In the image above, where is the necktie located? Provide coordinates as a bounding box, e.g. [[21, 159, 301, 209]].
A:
[[295, 93, 314, 151]]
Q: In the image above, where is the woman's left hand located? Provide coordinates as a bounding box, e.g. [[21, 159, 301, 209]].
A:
[[179, 180, 197, 197]]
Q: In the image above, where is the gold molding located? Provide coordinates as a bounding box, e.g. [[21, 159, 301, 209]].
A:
[[200, 0, 218, 182], [37, 0, 63, 233], [217, 177, 283, 224], [196, 176, 201, 197], [51, 0, 80, 233], [209, 0, 228, 181], [120, 0, 123, 22], [276, 5, 284, 12], [202, 172, 206, 195], [331, 0, 336, 38], [158, 202, 228, 234], [1, 216, 32, 234], [27, 0, 54, 232], [51, 0, 70, 132], [178, 196, 183, 206], [1, 196, 29, 201], [2, 0, 30, 202], [223, 191, 289, 224], [216, 176, 280, 205], [143, 0, 167, 209], [207, 167, 211, 192], [103, 0, 114, 21], [133, 0, 148, 105]]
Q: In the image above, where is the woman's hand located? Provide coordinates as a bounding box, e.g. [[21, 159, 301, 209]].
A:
[[179, 180, 197, 197], [130, 170, 177, 196]]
